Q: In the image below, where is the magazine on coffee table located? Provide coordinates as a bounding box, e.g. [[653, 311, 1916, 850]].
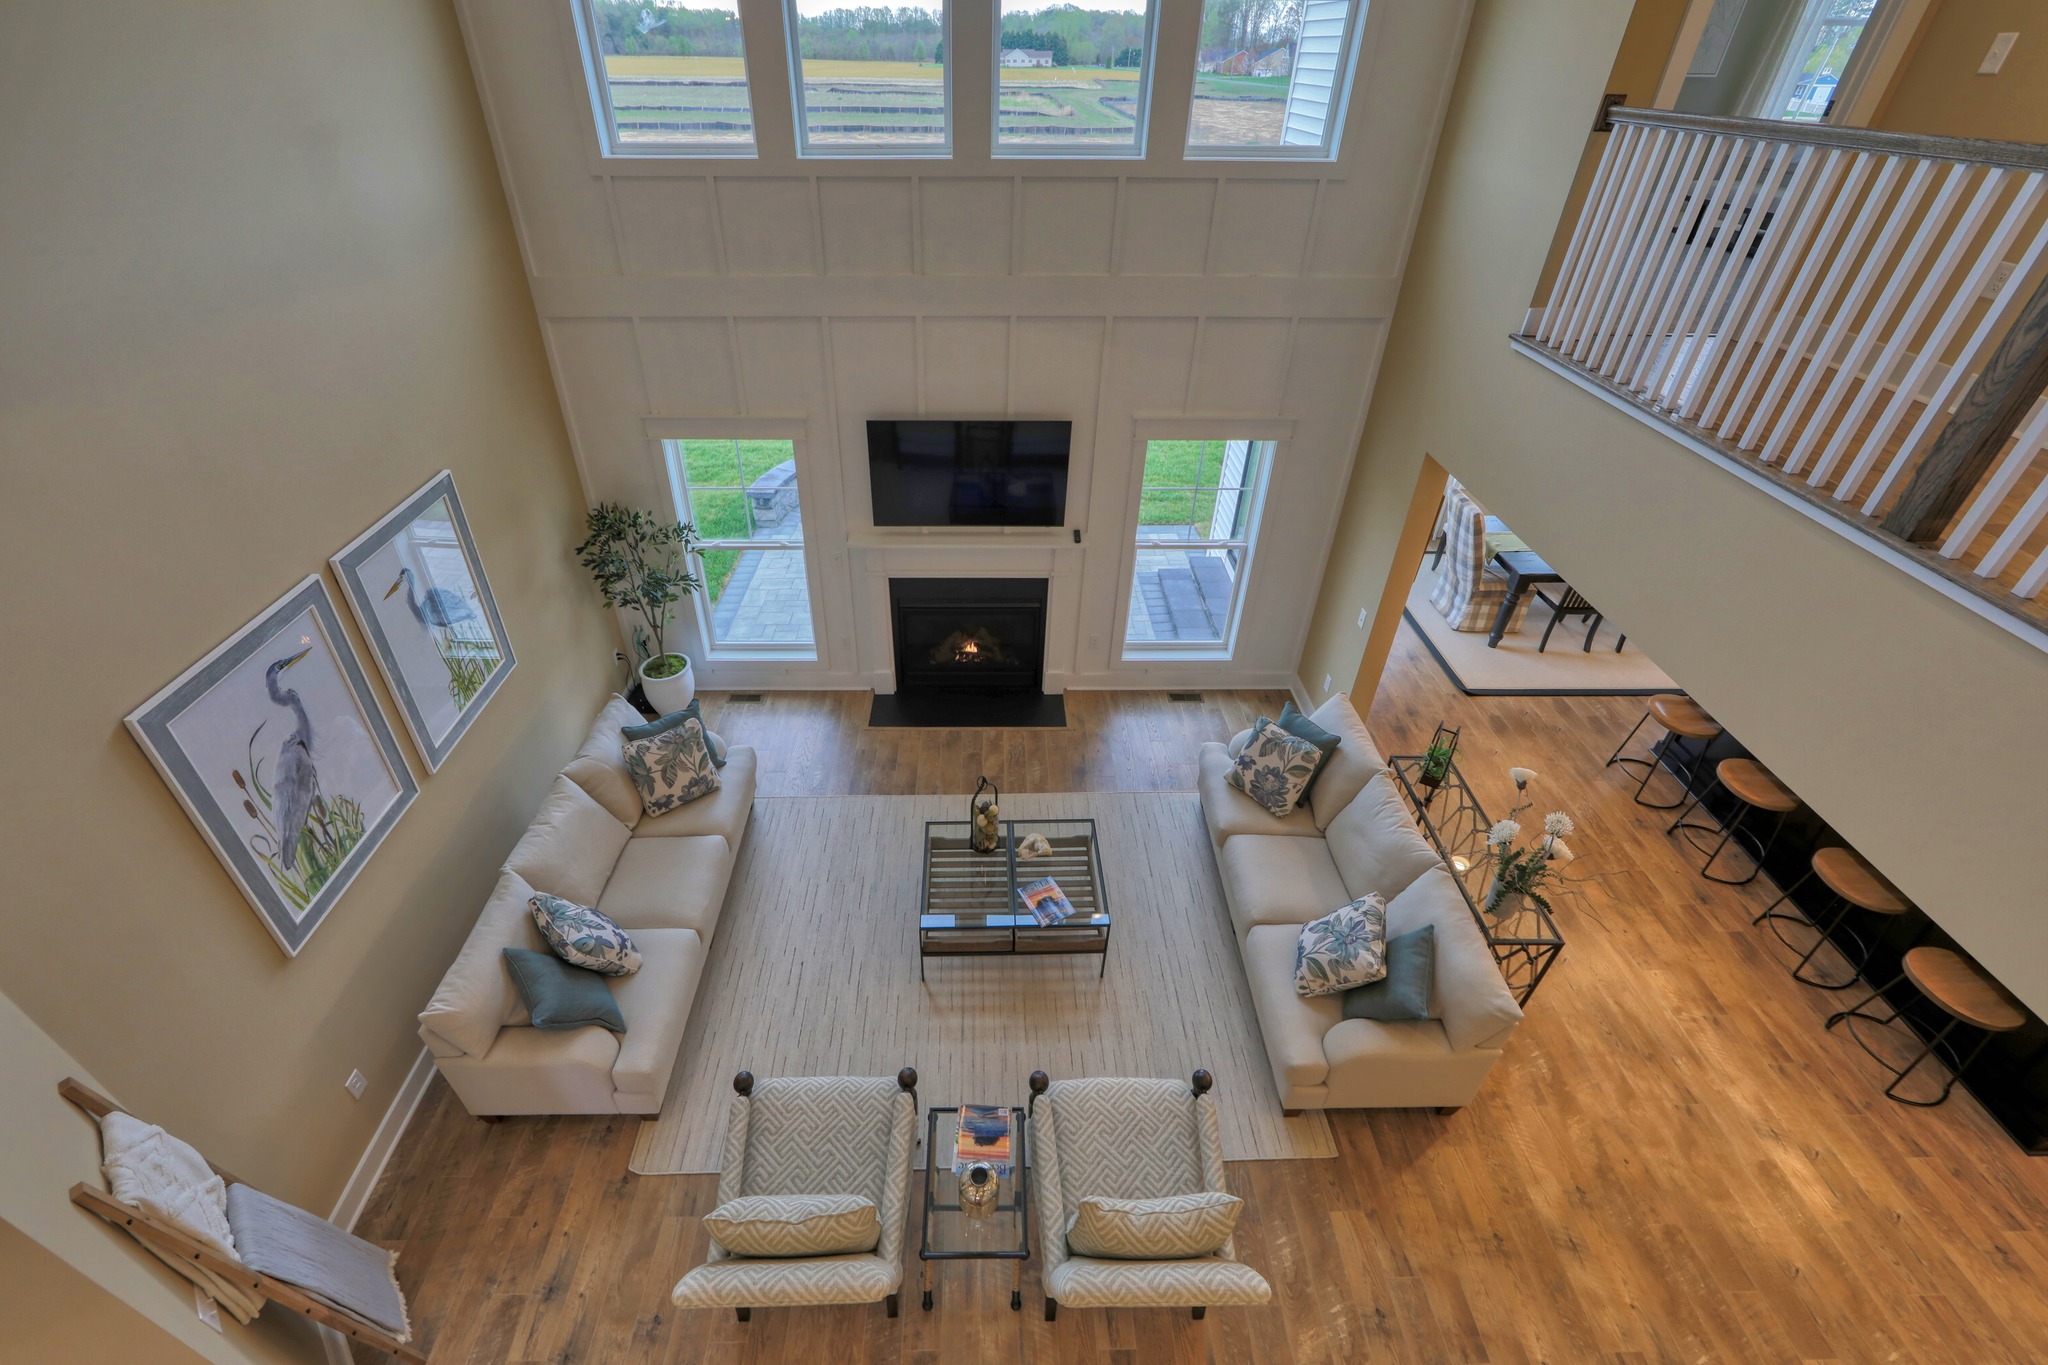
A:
[[1017, 876, 1075, 926], [954, 1104, 1013, 1177]]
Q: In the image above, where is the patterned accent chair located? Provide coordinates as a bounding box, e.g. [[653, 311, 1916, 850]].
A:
[[1429, 478, 1532, 634], [1029, 1070, 1272, 1321], [671, 1069, 919, 1321]]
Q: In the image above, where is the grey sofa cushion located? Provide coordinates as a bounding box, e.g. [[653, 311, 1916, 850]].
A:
[[1324, 770, 1444, 903], [502, 948, 626, 1032], [1341, 924, 1436, 1020], [1303, 694, 1387, 830], [224, 1184, 409, 1340]]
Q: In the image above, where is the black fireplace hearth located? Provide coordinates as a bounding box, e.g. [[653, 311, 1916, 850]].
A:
[[870, 577, 1065, 728]]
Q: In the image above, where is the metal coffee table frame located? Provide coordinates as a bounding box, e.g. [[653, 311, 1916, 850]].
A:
[[919, 818, 1110, 980]]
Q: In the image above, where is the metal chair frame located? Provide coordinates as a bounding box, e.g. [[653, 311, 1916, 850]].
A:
[[1605, 711, 1710, 810], [1665, 773, 1792, 886], [1825, 978, 1998, 1107], [1754, 865, 1871, 990]]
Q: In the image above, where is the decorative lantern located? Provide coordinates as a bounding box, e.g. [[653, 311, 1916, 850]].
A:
[[969, 776, 1000, 854], [959, 1162, 999, 1220]]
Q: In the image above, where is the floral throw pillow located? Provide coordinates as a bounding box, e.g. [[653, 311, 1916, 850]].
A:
[[529, 893, 641, 977], [621, 715, 721, 816], [1224, 720, 1323, 819], [1294, 894, 1388, 997]]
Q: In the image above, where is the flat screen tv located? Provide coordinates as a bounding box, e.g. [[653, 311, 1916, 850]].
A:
[[867, 420, 1071, 527]]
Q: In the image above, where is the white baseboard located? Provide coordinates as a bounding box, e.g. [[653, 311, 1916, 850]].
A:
[[329, 1048, 435, 1232], [319, 1047, 434, 1365]]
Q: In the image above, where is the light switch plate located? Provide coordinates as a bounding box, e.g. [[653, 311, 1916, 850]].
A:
[[1322, 673, 1333, 693], [1357, 607, 1371, 628], [345, 1069, 368, 1100], [1980, 32, 2018, 75]]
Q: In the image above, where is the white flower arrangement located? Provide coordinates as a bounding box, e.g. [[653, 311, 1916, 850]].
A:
[[1483, 769, 1581, 915], [1543, 837, 1575, 865], [1544, 811, 1575, 838], [1487, 819, 1522, 847], [1509, 767, 1539, 790]]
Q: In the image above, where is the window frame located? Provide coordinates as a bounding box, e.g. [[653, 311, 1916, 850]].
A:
[[570, 0, 760, 159], [990, 1, 1163, 160], [661, 432, 822, 661], [782, 0, 954, 159], [1119, 432, 1280, 662], [1183, 0, 1369, 162]]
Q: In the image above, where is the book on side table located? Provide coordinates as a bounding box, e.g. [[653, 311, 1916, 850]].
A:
[[954, 1104, 1013, 1177], [1017, 876, 1075, 927]]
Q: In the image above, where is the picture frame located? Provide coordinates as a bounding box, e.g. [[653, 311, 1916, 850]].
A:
[[126, 576, 420, 956], [329, 472, 516, 772]]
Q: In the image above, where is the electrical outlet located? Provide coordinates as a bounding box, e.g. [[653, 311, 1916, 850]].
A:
[[613, 650, 626, 664], [344, 1069, 367, 1101], [194, 1286, 222, 1332], [1357, 607, 1371, 628], [1980, 31, 2018, 75], [1983, 260, 2017, 300], [1322, 673, 1333, 694]]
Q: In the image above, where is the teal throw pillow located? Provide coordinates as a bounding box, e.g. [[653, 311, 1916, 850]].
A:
[[1273, 700, 1341, 796], [529, 893, 642, 976], [502, 948, 626, 1033], [621, 699, 726, 767], [1341, 925, 1437, 1021]]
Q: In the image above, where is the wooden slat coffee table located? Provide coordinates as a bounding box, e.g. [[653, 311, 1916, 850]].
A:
[[919, 818, 1109, 980]]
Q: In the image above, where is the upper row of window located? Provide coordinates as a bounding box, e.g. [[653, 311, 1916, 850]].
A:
[[574, 0, 1366, 161]]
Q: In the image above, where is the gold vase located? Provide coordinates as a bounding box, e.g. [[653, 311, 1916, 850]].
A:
[[969, 775, 1000, 854]]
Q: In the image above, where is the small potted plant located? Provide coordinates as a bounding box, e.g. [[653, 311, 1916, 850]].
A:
[[1417, 723, 1460, 801], [576, 503, 702, 715]]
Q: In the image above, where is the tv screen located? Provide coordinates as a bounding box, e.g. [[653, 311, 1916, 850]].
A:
[[867, 420, 1071, 527]]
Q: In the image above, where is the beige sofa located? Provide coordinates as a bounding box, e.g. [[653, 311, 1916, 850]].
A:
[[1198, 694, 1522, 1112], [417, 697, 756, 1117]]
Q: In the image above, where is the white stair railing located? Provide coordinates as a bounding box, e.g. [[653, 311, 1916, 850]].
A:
[[1524, 108, 2048, 625]]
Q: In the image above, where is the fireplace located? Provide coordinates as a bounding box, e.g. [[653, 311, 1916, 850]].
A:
[[873, 578, 1063, 728]]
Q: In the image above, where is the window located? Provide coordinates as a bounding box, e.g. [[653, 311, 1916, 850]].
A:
[[664, 439, 817, 656], [1752, 0, 1876, 123], [575, 0, 756, 155], [785, 0, 949, 155], [1124, 439, 1273, 655], [995, 0, 1156, 156], [1187, 0, 1363, 158]]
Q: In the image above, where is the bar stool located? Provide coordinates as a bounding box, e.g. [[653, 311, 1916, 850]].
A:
[[1754, 847, 1912, 989], [1826, 947, 2028, 1107], [1604, 694, 1723, 809], [1666, 757, 1799, 886]]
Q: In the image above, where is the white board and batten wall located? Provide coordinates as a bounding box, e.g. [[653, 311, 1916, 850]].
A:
[[453, 0, 1476, 692]]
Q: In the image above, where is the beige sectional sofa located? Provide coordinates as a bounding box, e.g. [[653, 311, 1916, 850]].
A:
[[418, 697, 756, 1117], [1199, 695, 1522, 1112]]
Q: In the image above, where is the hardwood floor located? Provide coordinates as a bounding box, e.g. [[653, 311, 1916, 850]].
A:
[[354, 643, 2048, 1364]]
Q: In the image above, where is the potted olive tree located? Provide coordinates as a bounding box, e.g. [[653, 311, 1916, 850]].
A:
[[576, 504, 702, 714]]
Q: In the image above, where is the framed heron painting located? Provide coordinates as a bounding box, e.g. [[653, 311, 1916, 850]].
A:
[[330, 472, 516, 771], [126, 576, 419, 956]]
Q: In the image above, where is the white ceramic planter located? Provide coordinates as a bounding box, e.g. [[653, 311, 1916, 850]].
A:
[[638, 654, 695, 715]]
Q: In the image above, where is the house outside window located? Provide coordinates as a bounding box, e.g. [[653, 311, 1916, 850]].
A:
[[1187, 0, 1364, 158]]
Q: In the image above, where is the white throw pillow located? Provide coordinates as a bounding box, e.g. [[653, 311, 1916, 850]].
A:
[[703, 1193, 881, 1257], [1065, 1191, 1242, 1260], [1294, 894, 1389, 997], [98, 1112, 238, 1261], [1223, 720, 1322, 820]]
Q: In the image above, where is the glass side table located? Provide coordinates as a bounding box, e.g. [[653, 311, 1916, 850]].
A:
[[918, 1105, 1030, 1310]]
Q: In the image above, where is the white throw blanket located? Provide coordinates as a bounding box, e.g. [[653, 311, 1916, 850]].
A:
[[99, 1111, 263, 1322]]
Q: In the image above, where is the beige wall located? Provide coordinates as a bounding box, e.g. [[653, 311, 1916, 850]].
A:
[[1877, 0, 2048, 142], [1298, 0, 2048, 1015], [0, 1219, 210, 1365], [0, 0, 609, 1294]]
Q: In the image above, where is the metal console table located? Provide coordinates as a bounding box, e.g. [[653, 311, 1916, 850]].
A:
[[1388, 755, 1564, 1006]]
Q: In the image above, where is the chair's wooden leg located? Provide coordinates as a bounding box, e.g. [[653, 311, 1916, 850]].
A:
[[885, 1293, 899, 1318], [1192, 1306, 1207, 1320], [1435, 1106, 1461, 1116], [1281, 1109, 1303, 1118], [735, 1307, 750, 1323], [1044, 1296, 1058, 1322]]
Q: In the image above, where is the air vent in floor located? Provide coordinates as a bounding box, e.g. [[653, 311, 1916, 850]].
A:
[[728, 693, 764, 704], [1166, 693, 1203, 703]]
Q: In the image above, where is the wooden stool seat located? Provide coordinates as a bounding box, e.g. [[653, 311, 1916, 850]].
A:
[[1903, 948, 2028, 1033], [1647, 694, 1721, 740], [1716, 759, 1798, 812], [1811, 847, 1911, 915]]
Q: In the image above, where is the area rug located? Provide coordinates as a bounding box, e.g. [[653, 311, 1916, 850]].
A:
[[629, 791, 1336, 1174], [1402, 575, 1676, 696]]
